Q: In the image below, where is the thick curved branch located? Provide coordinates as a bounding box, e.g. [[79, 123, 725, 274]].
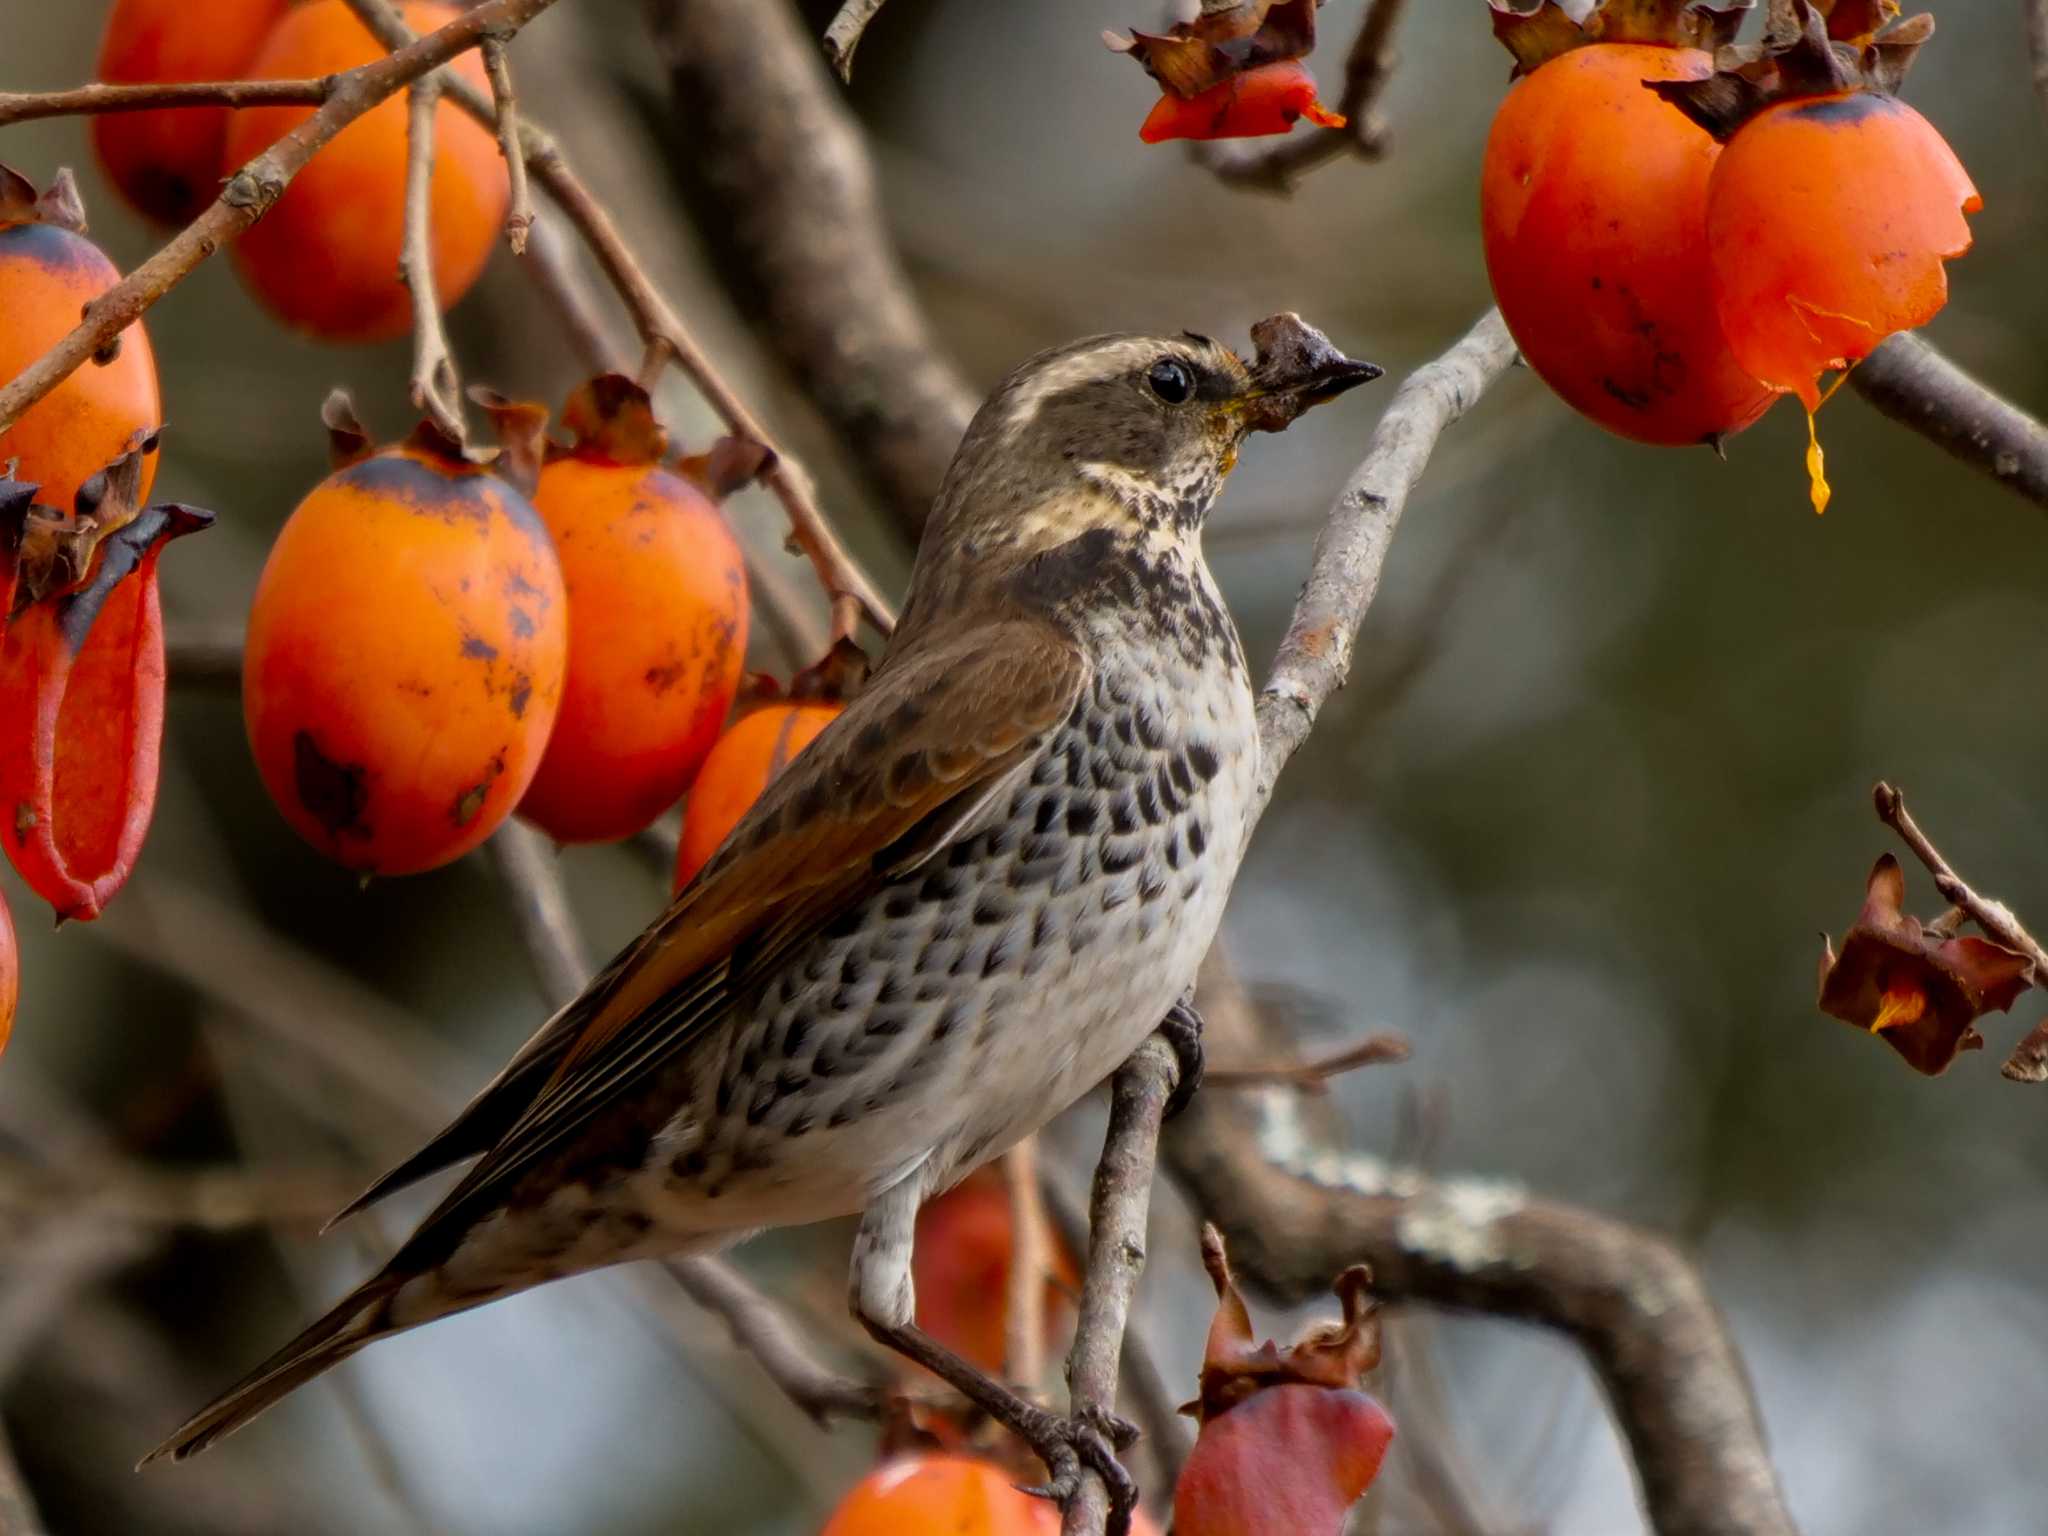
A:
[[0, 0, 561, 438], [648, 0, 979, 545], [1160, 954, 1798, 1536], [1848, 331, 2048, 510]]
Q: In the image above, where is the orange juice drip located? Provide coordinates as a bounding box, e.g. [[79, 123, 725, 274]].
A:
[[1805, 410, 1831, 516]]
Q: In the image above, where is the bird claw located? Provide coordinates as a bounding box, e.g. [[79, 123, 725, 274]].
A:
[[1012, 1403, 1142, 1534], [1158, 997, 1205, 1120]]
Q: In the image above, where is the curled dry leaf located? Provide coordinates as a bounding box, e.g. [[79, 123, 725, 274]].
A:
[[1486, 0, 1752, 78], [7, 434, 160, 613], [1174, 1226, 1394, 1536], [1106, 0, 1323, 99], [1818, 853, 2033, 1075]]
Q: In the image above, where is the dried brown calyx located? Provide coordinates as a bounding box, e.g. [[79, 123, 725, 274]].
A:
[[735, 637, 872, 715], [1818, 853, 2034, 1075], [3, 433, 161, 613], [0, 163, 88, 234], [1105, 0, 1324, 99], [1651, 0, 1933, 139], [1488, 0, 1752, 78]]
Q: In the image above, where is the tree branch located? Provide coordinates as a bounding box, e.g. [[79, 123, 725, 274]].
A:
[[0, 0, 562, 438], [821, 0, 891, 81], [1848, 331, 2048, 509], [478, 36, 535, 254], [1163, 959, 1800, 1536], [0, 78, 333, 127], [398, 72, 466, 444], [648, 0, 979, 545], [1194, 0, 1413, 193]]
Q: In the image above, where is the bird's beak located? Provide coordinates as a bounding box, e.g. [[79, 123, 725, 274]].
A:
[[1238, 313, 1383, 433]]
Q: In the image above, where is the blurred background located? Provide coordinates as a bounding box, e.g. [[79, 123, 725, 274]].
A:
[[4, 0, 2047, 1531]]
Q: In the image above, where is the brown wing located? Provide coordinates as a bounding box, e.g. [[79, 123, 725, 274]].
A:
[[361, 617, 1088, 1248]]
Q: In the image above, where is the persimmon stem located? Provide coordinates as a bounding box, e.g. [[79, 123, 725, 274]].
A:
[[478, 35, 534, 255], [0, 78, 334, 127], [0, 0, 563, 441], [398, 72, 467, 445], [339, 0, 897, 638]]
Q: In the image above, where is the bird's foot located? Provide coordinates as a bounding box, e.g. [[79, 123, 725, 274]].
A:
[[1011, 1402, 1142, 1533], [1158, 996, 1205, 1120]]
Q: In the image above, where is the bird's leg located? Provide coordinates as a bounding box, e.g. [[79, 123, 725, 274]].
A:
[[1157, 993, 1205, 1120], [851, 1177, 1142, 1533]]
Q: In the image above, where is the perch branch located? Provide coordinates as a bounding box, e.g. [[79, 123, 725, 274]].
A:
[[649, 0, 979, 544], [1849, 332, 2048, 510], [0, 78, 332, 127], [342, 0, 895, 635], [821, 0, 891, 80], [1195, 0, 1413, 193], [1203, 1030, 1412, 1093], [1872, 780, 2048, 1080], [0, 0, 562, 438], [1061, 1037, 1179, 1536], [398, 71, 466, 444], [478, 36, 534, 254]]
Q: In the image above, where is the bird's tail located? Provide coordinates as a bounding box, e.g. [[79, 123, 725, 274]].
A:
[[138, 1270, 409, 1466]]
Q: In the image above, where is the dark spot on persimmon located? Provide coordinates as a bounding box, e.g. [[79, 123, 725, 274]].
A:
[[339, 456, 497, 524], [1601, 376, 1651, 411], [461, 633, 499, 662], [508, 674, 532, 719], [508, 605, 536, 639], [14, 803, 35, 843], [1789, 92, 1887, 127], [645, 660, 686, 695], [293, 730, 371, 841]]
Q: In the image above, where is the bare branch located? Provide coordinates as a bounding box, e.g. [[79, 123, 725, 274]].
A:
[[478, 36, 534, 254], [649, 0, 978, 545], [1848, 331, 2048, 509], [1253, 310, 1518, 818], [0, 1159, 357, 1233], [484, 822, 590, 1010], [821, 0, 891, 81], [398, 72, 466, 444], [344, 0, 895, 634], [1195, 0, 1412, 193], [1001, 1137, 1052, 1391], [518, 216, 620, 374], [1061, 1037, 1178, 1536], [0, 0, 561, 438], [0, 78, 333, 128], [1204, 1030, 1411, 1093], [665, 1256, 887, 1425]]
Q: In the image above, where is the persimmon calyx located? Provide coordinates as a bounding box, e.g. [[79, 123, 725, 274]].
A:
[[1106, 0, 1323, 99], [1487, 0, 1752, 78]]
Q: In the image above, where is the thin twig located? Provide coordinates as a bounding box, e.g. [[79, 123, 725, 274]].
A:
[[0, 0, 561, 438], [649, 0, 978, 545], [478, 36, 534, 254], [1203, 1030, 1411, 1093], [519, 216, 619, 374], [1848, 331, 2048, 509], [0, 78, 333, 127], [2031, 0, 2048, 127], [665, 1257, 887, 1425], [343, 0, 896, 636], [0, 1158, 356, 1232], [821, 0, 890, 80], [1000, 1138, 1051, 1391], [1195, 0, 1413, 193], [484, 822, 590, 1011], [1872, 780, 2048, 1080], [1061, 1036, 1177, 1536], [399, 72, 465, 444]]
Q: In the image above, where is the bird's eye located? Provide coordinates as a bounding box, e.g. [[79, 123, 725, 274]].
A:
[[1147, 359, 1195, 405]]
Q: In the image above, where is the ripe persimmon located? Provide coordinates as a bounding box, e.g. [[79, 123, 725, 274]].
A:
[[243, 403, 566, 875], [1480, 2, 1772, 446], [673, 698, 839, 892], [517, 378, 748, 845], [91, 0, 292, 226], [0, 888, 15, 1059], [0, 167, 161, 514], [223, 1, 506, 341], [913, 1166, 1080, 1378], [822, 1456, 1060, 1536]]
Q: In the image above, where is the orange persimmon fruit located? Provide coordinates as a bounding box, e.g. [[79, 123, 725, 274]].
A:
[[673, 698, 839, 891], [91, 0, 293, 226], [223, 0, 506, 341], [0, 167, 161, 514], [1139, 60, 1344, 142], [0, 450, 212, 922], [822, 1455, 1160, 1536], [0, 885, 15, 1059], [243, 404, 566, 875], [912, 1166, 1081, 1378], [517, 378, 748, 845], [1480, 3, 1772, 446]]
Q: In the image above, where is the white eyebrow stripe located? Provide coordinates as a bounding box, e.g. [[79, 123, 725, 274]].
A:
[[999, 339, 1163, 434]]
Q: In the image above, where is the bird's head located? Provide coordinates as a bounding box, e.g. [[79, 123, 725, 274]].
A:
[[906, 315, 1380, 614]]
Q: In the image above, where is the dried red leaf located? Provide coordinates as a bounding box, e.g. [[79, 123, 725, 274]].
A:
[[1138, 61, 1345, 143], [1817, 854, 2033, 1075], [1107, 0, 1322, 100], [0, 497, 212, 920]]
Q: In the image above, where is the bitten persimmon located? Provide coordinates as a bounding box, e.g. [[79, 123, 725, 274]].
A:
[[1138, 61, 1344, 143], [1480, 3, 1772, 446], [243, 405, 566, 875], [517, 378, 748, 845], [673, 699, 839, 891], [0, 167, 161, 513], [91, 0, 292, 226], [223, 1, 507, 341]]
